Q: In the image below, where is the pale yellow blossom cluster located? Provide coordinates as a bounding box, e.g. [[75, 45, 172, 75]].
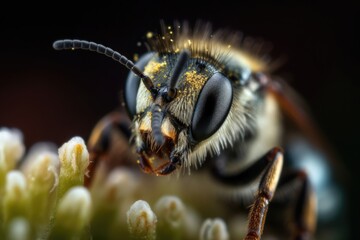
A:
[[0, 127, 229, 240]]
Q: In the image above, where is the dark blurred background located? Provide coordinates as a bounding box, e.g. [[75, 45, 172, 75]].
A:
[[0, 2, 358, 238]]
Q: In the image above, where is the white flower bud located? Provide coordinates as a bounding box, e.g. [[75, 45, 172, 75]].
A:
[[24, 151, 60, 193], [200, 218, 229, 240], [3, 171, 29, 222], [22, 150, 60, 232], [127, 200, 157, 240], [154, 195, 186, 239], [103, 168, 137, 201], [57, 137, 89, 199], [58, 136, 89, 175], [0, 128, 25, 173], [52, 186, 92, 238], [155, 195, 185, 229]]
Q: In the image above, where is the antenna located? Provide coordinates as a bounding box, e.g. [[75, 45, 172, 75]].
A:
[[167, 49, 191, 100], [53, 39, 156, 94]]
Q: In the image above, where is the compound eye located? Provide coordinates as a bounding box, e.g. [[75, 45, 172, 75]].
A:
[[191, 72, 233, 142], [124, 52, 154, 118]]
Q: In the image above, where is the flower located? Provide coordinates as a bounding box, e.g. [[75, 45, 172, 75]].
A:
[[0, 127, 231, 240]]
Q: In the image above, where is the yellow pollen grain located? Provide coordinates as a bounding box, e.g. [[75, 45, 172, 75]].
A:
[[146, 32, 153, 39], [144, 61, 167, 77], [184, 71, 207, 91], [133, 53, 139, 62]]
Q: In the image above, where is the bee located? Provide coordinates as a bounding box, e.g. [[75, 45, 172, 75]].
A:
[[53, 22, 347, 239]]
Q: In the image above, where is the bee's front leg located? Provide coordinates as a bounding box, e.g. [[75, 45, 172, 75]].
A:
[[213, 147, 283, 239], [85, 110, 136, 187], [243, 147, 283, 240]]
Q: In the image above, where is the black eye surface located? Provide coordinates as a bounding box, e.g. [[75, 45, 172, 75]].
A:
[[191, 72, 233, 142], [124, 52, 154, 117]]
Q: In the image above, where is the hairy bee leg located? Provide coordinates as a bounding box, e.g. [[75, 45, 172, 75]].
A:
[[276, 171, 317, 240], [242, 147, 283, 240], [212, 148, 284, 239], [85, 110, 133, 187]]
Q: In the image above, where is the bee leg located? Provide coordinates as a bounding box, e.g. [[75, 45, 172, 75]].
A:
[[275, 170, 317, 240], [155, 156, 180, 175], [85, 110, 135, 187], [243, 147, 283, 240], [212, 147, 284, 240]]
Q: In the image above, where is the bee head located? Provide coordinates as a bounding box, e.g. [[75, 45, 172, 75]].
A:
[[125, 49, 233, 175]]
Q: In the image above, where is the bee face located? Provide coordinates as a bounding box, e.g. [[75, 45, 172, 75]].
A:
[[124, 41, 257, 175]]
